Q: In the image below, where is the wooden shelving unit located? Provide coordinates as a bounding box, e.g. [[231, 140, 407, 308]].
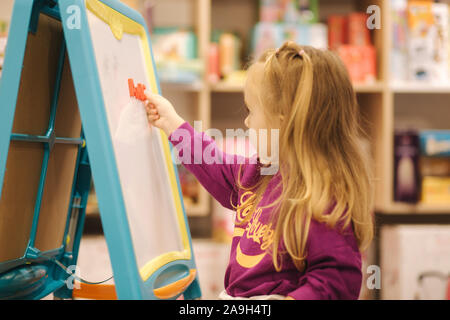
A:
[[211, 81, 386, 93], [125, 0, 450, 217], [0, 0, 447, 300]]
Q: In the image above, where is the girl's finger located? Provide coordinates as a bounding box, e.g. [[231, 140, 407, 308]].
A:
[[148, 114, 160, 121], [145, 91, 166, 106]]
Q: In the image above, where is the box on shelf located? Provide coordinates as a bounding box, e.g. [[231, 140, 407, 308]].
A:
[[407, 1, 449, 83], [328, 15, 348, 51], [309, 23, 328, 49], [260, 0, 280, 23], [430, 3, 449, 82], [259, 0, 319, 24], [381, 225, 450, 300], [420, 157, 450, 177], [151, 27, 203, 83], [208, 42, 220, 83], [390, 0, 409, 83], [348, 12, 371, 46], [251, 22, 327, 60], [328, 11, 377, 84], [207, 30, 243, 83], [421, 176, 450, 204], [251, 22, 283, 60], [218, 32, 242, 79], [338, 45, 377, 84], [448, 1, 450, 80], [221, 70, 247, 87], [419, 130, 450, 157]]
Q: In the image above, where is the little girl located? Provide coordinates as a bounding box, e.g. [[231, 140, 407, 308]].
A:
[[145, 42, 374, 300]]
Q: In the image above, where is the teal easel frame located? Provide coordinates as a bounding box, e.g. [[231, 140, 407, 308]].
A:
[[0, 0, 201, 300]]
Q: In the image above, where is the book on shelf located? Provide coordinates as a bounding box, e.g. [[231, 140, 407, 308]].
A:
[[390, 0, 450, 83], [419, 130, 450, 157], [421, 176, 450, 204], [328, 12, 377, 84]]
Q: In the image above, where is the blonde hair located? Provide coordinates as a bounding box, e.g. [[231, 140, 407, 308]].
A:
[[233, 42, 374, 272]]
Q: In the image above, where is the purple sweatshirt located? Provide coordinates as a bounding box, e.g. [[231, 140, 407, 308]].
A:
[[168, 121, 363, 300]]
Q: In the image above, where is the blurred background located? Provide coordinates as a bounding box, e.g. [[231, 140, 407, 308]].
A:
[[0, 0, 449, 300]]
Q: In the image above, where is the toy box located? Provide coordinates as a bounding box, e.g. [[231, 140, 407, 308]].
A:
[[252, 22, 284, 60], [348, 12, 371, 46], [421, 176, 450, 204], [151, 27, 203, 83], [420, 157, 450, 177], [381, 225, 450, 300], [252, 22, 327, 60], [259, 0, 319, 24], [419, 130, 450, 157], [338, 45, 377, 83], [430, 3, 449, 83], [328, 15, 347, 51], [407, 1, 449, 83], [390, 0, 408, 82]]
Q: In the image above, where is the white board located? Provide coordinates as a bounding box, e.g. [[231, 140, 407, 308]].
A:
[[86, 10, 183, 271]]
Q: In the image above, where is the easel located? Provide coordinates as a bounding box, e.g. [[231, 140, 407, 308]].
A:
[[0, 0, 200, 300]]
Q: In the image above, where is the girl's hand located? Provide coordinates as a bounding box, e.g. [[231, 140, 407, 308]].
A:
[[144, 91, 185, 136]]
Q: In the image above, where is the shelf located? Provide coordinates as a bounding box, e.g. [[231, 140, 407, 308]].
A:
[[211, 82, 244, 93], [160, 81, 205, 92], [185, 205, 210, 217], [390, 82, 450, 94], [148, 0, 450, 227], [160, 80, 450, 96], [211, 81, 386, 93], [354, 82, 385, 93], [378, 202, 450, 215]]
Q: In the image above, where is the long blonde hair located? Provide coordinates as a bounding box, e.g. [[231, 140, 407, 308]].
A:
[[234, 42, 374, 272]]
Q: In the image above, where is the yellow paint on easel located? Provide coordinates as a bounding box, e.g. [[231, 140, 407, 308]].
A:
[[85, 0, 158, 93], [139, 250, 190, 281], [160, 130, 191, 252], [85, 0, 191, 282]]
